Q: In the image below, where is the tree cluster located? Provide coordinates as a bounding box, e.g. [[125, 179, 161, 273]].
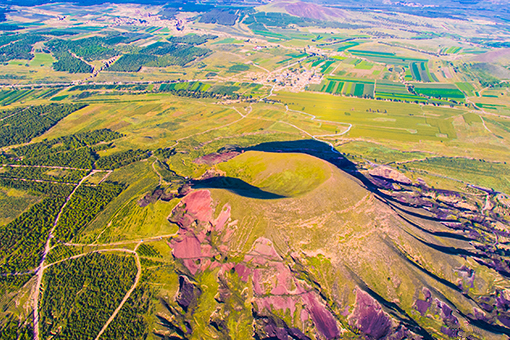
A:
[[0, 196, 66, 273], [0, 103, 86, 148], [95, 149, 150, 169], [40, 253, 137, 339], [55, 182, 124, 242], [0, 34, 46, 62], [102, 283, 152, 340]]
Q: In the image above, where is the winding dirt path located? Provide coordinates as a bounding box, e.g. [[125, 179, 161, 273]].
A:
[[58, 233, 176, 248], [32, 170, 95, 340], [94, 242, 142, 340]]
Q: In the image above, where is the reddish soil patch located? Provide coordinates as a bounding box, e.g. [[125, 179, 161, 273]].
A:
[[349, 289, 393, 339], [247, 238, 340, 339], [172, 233, 202, 259], [167, 192, 341, 338], [169, 190, 214, 228], [193, 151, 240, 165], [168, 190, 234, 275], [369, 166, 412, 185]]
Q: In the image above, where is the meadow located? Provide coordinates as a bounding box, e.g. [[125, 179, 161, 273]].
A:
[[276, 91, 459, 143]]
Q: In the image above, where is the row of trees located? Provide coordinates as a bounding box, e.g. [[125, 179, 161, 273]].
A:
[[167, 34, 217, 45], [13, 128, 123, 159], [0, 166, 88, 183], [0, 103, 86, 148], [40, 252, 137, 339], [55, 182, 124, 242], [0, 196, 66, 273], [158, 87, 250, 101]]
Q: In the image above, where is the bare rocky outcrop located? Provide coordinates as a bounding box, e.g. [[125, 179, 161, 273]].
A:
[[368, 166, 412, 185]]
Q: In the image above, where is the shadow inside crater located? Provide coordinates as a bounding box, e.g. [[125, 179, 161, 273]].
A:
[[191, 176, 286, 200]]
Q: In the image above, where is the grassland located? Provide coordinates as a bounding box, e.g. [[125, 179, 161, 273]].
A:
[[217, 151, 331, 197], [276, 91, 459, 142], [336, 141, 432, 164], [404, 157, 510, 193]]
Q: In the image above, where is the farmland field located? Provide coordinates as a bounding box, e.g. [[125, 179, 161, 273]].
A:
[[349, 49, 427, 66], [413, 83, 465, 100]]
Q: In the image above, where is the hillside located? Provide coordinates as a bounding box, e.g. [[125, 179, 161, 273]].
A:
[[147, 150, 510, 339]]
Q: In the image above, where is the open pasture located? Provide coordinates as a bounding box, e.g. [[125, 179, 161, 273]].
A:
[[336, 141, 431, 164], [276, 91, 460, 142], [405, 157, 510, 194]]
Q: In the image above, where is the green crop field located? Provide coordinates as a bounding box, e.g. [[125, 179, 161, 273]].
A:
[[354, 60, 374, 70], [413, 83, 465, 100], [349, 50, 427, 66], [455, 82, 477, 97], [29, 53, 55, 67]]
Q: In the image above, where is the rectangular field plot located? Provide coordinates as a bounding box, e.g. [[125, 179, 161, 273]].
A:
[[325, 81, 337, 93], [455, 82, 477, 97], [375, 81, 427, 102], [440, 46, 462, 54], [333, 77, 374, 98], [413, 84, 465, 100], [349, 50, 427, 66], [307, 77, 374, 98], [410, 62, 436, 82], [354, 60, 374, 70]]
